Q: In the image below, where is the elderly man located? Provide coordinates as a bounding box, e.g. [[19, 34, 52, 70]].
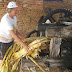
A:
[[0, 1, 29, 66]]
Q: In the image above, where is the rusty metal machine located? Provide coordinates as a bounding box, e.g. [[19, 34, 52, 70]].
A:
[[26, 8, 72, 69]]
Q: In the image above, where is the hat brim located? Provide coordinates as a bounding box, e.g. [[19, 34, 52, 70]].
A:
[[15, 7, 20, 9]]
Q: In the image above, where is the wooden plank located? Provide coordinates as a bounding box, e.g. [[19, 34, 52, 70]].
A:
[[45, 27, 72, 38]]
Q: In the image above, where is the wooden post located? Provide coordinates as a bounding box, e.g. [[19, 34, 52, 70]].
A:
[[49, 37, 62, 57]]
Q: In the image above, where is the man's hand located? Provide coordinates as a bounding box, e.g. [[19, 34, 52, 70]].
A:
[[23, 44, 29, 51]]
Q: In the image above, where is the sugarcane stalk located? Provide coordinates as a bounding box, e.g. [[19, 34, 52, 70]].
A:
[[13, 48, 27, 60], [1, 65, 7, 72], [1, 45, 13, 68], [11, 58, 20, 72], [7, 43, 17, 59], [1, 37, 51, 72], [13, 38, 47, 60], [28, 56, 46, 72]]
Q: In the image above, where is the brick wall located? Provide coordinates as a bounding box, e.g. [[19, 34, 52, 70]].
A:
[[0, 0, 72, 37], [43, 0, 72, 11], [17, 0, 44, 36], [0, 0, 44, 37]]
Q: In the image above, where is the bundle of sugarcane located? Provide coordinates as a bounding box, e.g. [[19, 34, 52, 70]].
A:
[[0, 37, 51, 72]]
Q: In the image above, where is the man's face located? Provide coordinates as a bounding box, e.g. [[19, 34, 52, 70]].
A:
[[11, 8, 18, 16]]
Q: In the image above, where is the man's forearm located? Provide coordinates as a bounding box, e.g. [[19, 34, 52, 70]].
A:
[[9, 30, 29, 50], [16, 30, 25, 40]]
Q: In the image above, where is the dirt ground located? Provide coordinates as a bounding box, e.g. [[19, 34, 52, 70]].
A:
[[21, 57, 72, 72]]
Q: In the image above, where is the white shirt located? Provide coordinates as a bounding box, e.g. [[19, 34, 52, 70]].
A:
[[0, 13, 17, 43]]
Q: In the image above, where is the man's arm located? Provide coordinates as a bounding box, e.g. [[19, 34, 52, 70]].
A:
[[8, 30, 29, 51], [16, 30, 25, 40]]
